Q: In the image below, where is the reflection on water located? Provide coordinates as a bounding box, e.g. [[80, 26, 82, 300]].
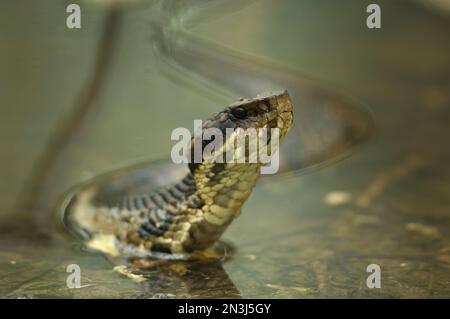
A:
[[1, 0, 449, 298]]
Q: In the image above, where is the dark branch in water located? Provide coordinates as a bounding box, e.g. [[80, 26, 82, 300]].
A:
[[13, 9, 123, 225]]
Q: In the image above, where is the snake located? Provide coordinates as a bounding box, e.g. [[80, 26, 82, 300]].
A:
[[63, 0, 373, 260], [66, 90, 293, 257]]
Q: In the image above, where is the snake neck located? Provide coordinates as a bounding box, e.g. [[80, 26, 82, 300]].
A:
[[193, 162, 261, 220], [166, 162, 261, 253], [131, 163, 262, 254]]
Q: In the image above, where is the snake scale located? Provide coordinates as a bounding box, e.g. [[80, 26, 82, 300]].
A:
[[67, 90, 293, 256]]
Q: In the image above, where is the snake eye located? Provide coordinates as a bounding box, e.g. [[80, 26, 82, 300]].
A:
[[232, 107, 247, 119]]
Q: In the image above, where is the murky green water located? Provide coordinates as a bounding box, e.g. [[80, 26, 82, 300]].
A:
[[1, 0, 450, 298]]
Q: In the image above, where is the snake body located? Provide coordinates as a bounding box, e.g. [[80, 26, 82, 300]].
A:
[[67, 90, 293, 255]]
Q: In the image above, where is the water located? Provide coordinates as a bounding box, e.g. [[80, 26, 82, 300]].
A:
[[1, 0, 450, 298]]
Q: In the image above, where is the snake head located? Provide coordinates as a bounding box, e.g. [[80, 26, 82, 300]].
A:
[[203, 90, 293, 137], [189, 90, 294, 171], [232, 90, 293, 139]]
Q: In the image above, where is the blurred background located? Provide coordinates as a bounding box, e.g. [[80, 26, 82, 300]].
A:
[[0, 0, 449, 298]]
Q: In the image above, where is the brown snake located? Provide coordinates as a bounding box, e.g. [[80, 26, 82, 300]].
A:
[[66, 90, 293, 257]]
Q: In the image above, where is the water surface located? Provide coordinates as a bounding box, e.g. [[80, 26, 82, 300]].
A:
[[1, 0, 450, 298]]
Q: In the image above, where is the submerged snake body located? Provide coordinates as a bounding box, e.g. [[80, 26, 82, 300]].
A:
[[68, 91, 293, 255]]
